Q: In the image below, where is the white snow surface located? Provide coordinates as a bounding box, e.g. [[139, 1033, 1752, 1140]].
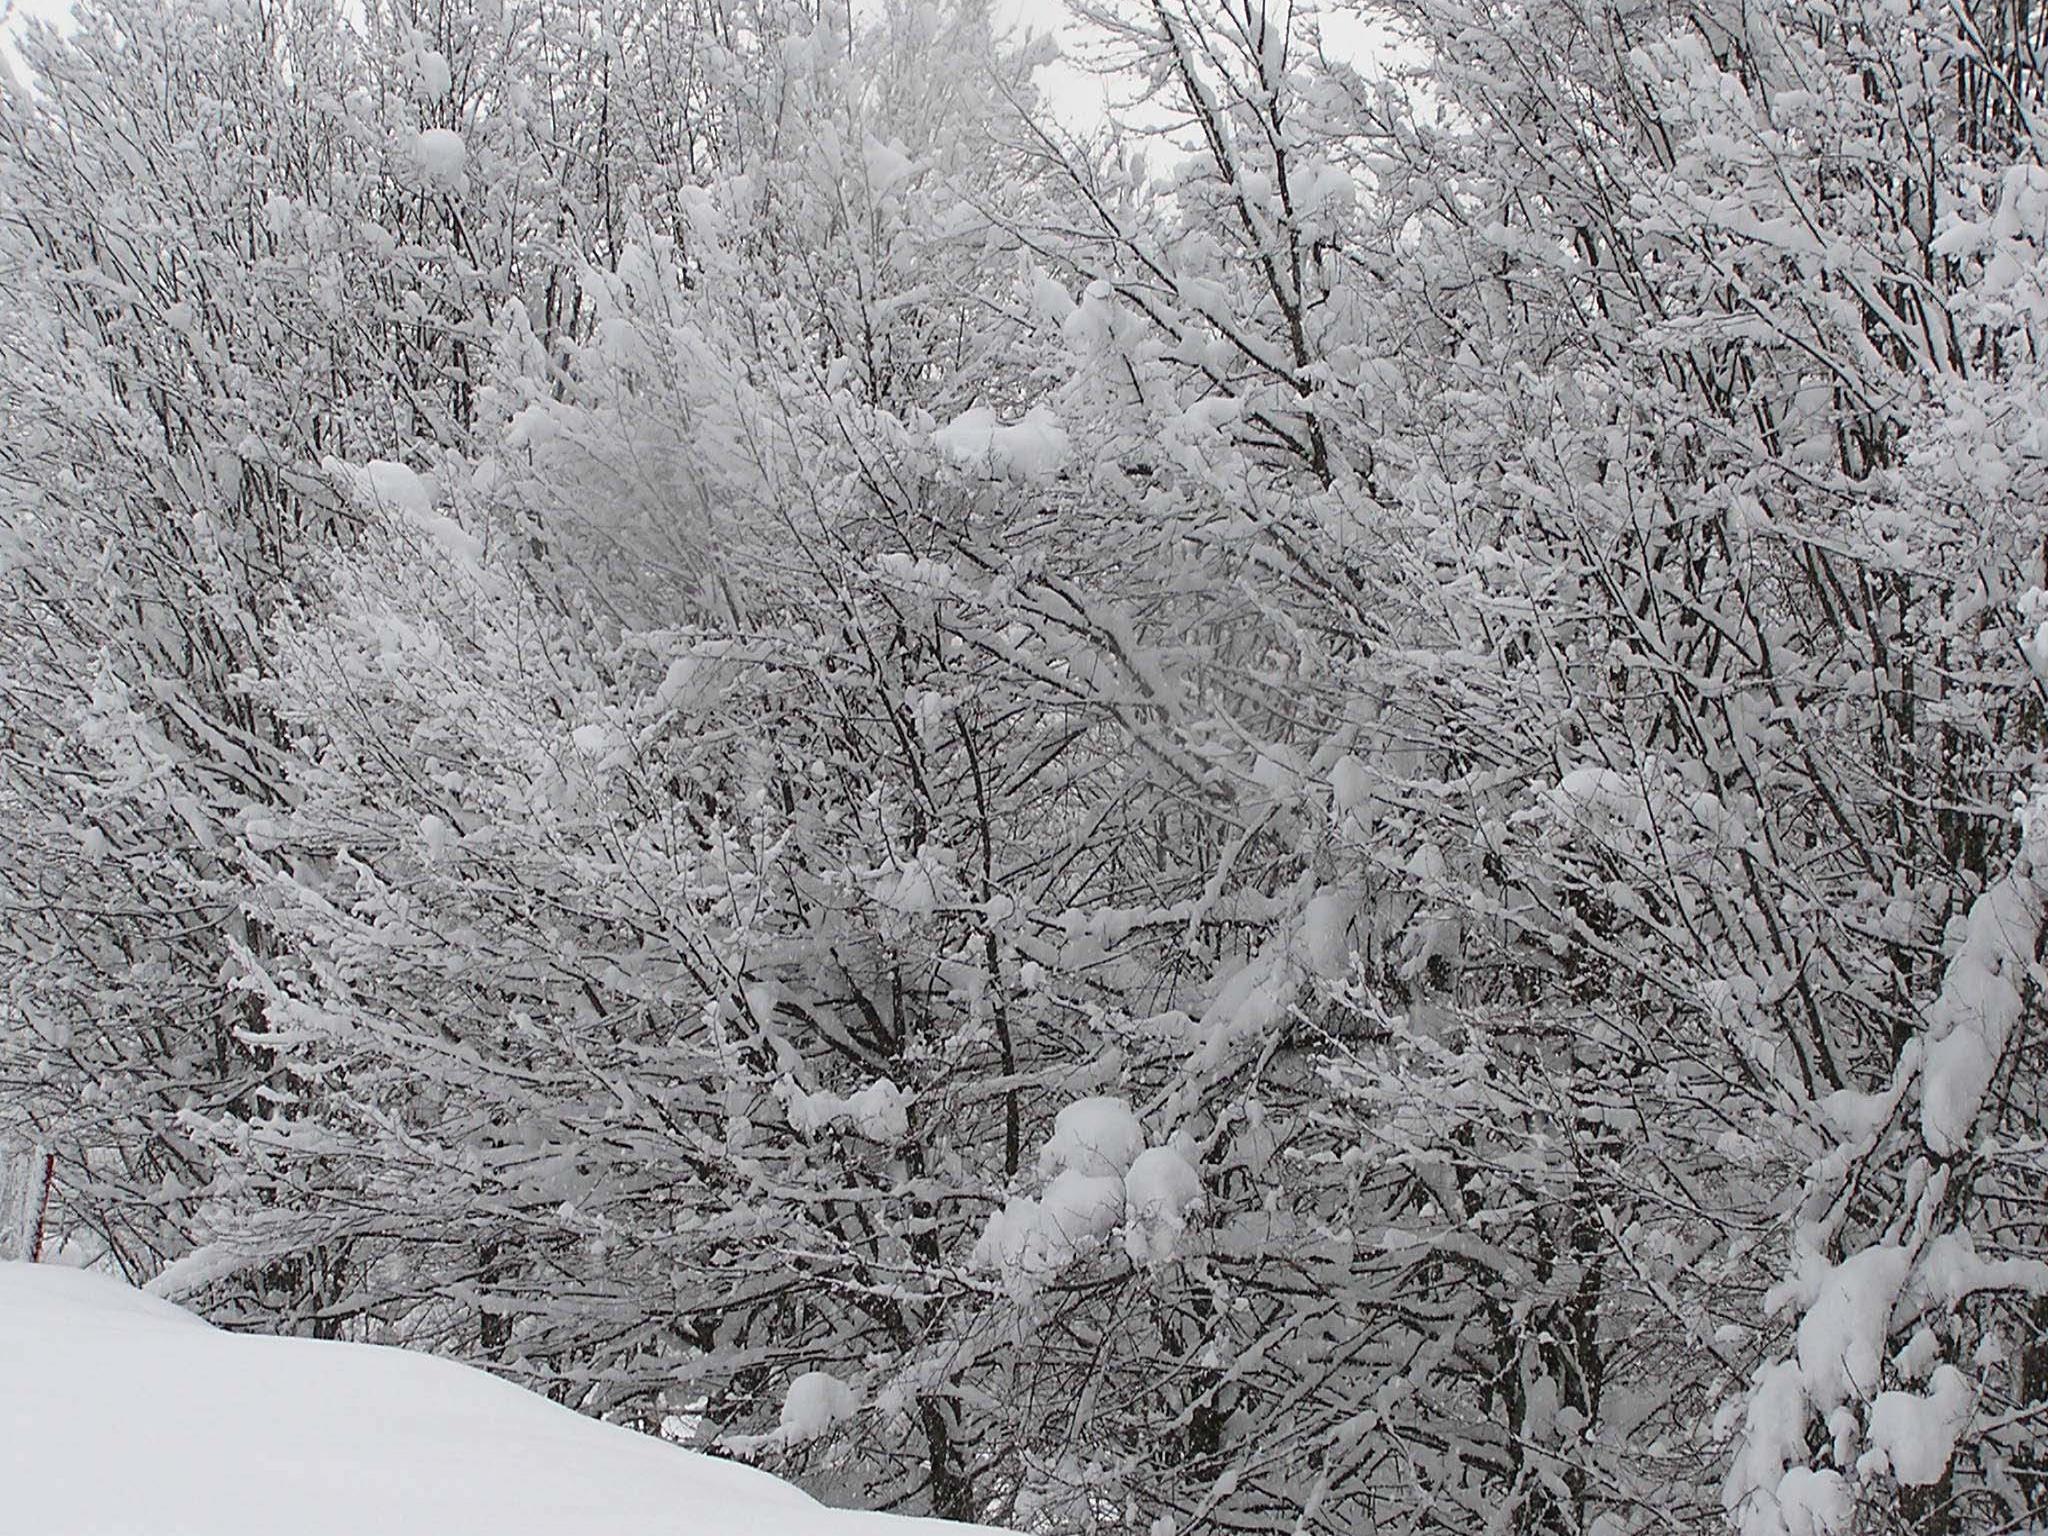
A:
[[1038, 1096, 1144, 1178], [931, 405, 1069, 482], [328, 455, 484, 565], [1859, 1365, 1974, 1487], [973, 1102, 1204, 1280], [780, 1371, 860, 1443], [416, 48, 452, 102], [1042, 1168, 1127, 1245], [2020, 588, 2048, 685], [969, 1170, 1126, 1283], [1794, 1244, 1909, 1410], [413, 126, 468, 181], [0, 1261, 1006, 1536], [1917, 853, 2043, 1155], [1301, 887, 1357, 978], [861, 134, 914, 193], [786, 1077, 912, 1144], [1121, 1144, 1202, 1265], [352, 456, 435, 517]]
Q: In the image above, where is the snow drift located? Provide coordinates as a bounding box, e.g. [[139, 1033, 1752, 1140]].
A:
[[0, 1262, 1003, 1536]]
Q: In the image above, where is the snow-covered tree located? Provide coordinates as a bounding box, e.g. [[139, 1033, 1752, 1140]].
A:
[[5, 0, 2044, 1531]]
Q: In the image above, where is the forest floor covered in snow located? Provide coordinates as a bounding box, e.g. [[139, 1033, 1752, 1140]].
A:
[[0, 1262, 1003, 1536]]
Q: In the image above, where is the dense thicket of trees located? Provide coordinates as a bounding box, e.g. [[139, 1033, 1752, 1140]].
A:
[[3, 1, 2045, 1533]]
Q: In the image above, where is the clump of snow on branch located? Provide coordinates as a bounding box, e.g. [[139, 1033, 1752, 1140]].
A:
[[931, 404, 1068, 482], [781, 1078, 911, 1145], [412, 127, 467, 184], [1858, 1366, 1974, 1487], [1918, 794, 2048, 1155], [779, 1370, 859, 1443], [324, 457, 483, 566], [1121, 1144, 1202, 1265], [1038, 1096, 1144, 1179], [974, 1099, 1203, 1283], [1727, 775, 2048, 1535]]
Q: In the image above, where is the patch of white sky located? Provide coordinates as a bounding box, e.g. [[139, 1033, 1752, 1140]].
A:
[[2, 0, 69, 32], [4, 0, 1406, 146], [2, 0, 66, 42], [992, 0, 1403, 139], [2, 0, 72, 96]]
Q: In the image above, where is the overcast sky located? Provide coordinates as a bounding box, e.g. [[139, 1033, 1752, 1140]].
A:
[[2, 0, 1391, 138]]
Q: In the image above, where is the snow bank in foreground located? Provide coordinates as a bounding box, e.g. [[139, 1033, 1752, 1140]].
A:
[[0, 1262, 1004, 1536]]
